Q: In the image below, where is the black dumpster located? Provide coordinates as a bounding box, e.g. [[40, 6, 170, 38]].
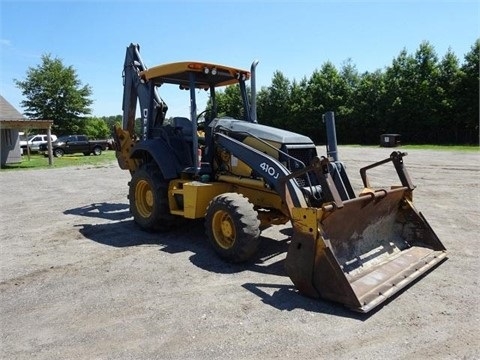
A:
[[380, 134, 401, 147]]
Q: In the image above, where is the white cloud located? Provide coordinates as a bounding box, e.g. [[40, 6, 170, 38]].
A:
[[0, 39, 12, 46]]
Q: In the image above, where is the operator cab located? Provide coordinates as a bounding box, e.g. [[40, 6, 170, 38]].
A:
[[137, 61, 254, 177]]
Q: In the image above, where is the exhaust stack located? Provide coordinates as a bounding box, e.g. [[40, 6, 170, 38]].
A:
[[250, 60, 259, 123]]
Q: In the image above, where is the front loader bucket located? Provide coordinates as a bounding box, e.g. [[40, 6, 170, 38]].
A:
[[285, 187, 447, 313]]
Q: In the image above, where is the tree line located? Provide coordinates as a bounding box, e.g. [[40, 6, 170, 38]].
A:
[[215, 40, 479, 145], [15, 40, 478, 145]]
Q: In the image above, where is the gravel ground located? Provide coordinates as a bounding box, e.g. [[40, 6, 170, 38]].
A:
[[0, 146, 479, 360]]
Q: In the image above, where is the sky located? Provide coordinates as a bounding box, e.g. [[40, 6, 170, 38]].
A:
[[0, 0, 478, 119]]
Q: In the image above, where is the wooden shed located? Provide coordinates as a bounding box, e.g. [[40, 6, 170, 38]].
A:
[[0, 95, 54, 166]]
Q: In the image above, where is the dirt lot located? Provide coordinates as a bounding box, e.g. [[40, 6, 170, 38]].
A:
[[1, 147, 479, 360]]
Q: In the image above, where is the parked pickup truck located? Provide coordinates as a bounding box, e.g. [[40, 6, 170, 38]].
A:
[[39, 135, 108, 157]]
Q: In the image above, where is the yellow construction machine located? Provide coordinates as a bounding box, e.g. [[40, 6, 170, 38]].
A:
[[114, 43, 447, 312]]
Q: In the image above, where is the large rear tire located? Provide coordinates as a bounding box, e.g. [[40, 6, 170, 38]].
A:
[[128, 163, 178, 231], [205, 193, 261, 262]]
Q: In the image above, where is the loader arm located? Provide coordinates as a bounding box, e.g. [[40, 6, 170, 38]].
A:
[[214, 131, 348, 214], [215, 132, 309, 212]]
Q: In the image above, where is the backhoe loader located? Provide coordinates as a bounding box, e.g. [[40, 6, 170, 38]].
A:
[[114, 43, 447, 312]]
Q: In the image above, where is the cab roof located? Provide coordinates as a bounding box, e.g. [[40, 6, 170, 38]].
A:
[[140, 61, 250, 89]]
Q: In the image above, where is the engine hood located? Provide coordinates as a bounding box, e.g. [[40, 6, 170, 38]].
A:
[[211, 117, 313, 145]]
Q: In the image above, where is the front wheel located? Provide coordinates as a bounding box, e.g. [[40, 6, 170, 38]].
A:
[[205, 193, 261, 262], [53, 148, 64, 158]]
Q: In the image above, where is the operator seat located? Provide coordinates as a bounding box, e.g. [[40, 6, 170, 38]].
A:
[[171, 117, 193, 142], [171, 117, 211, 177], [171, 116, 206, 145]]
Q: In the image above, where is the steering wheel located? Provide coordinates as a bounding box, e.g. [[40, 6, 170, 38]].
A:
[[196, 109, 211, 131]]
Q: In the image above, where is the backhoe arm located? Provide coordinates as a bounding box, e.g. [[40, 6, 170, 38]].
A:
[[122, 43, 167, 139], [116, 44, 170, 171]]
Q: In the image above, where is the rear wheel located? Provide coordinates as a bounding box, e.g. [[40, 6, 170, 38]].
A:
[[93, 146, 102, 156], [205, 193, 261, 262], [128, 163, 178, 231]]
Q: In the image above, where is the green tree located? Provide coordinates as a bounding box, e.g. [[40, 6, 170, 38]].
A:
[[413, 41, 442, 142], [101, 115, 123, 131], [338, 59, 360, 115], [352, 70, 387, 144], [215, 84, 245, 119], [458, 39, 479, 144], [384, 42, 442, 143], [437, 49, 462, 143], [258, 71, 291, 129], [288, 77, 309, 132], [337, 59, 360, 143], [305, 62, 350, 143], [14, 54, 93, 135], [80, 117, 111, 139]]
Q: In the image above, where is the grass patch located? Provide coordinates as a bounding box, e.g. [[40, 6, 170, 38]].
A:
[[1, 150, 117, 171], [340, 144, 479, 152], [400, 144, 479, 152]]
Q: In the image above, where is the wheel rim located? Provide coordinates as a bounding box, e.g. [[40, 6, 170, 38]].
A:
[[212, 210, 236, 249], [135, 179, 154, 218]]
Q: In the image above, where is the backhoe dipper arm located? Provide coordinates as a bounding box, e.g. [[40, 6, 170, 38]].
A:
[[215, 132, 308, 212], [122, 43, 167, 138]]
